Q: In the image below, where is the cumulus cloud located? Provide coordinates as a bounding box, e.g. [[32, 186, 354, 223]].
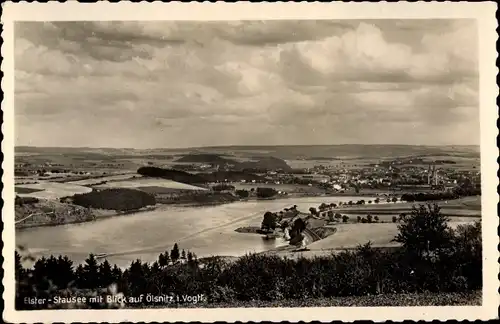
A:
[[14, 19, 479, 148]]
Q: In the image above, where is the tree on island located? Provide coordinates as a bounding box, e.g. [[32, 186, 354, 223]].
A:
[[291, 218, 307, 237], [261, 211, 278, 233], [309, 207, 318, 216]]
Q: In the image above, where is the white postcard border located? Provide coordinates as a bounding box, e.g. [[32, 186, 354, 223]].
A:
[[2, 2, 499, 322]]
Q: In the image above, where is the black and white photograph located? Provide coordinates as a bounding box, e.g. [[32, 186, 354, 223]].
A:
[[2, 2, 498, 323]]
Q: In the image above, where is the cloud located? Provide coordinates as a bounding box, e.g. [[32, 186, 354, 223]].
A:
[[14, 19, 479, 148]]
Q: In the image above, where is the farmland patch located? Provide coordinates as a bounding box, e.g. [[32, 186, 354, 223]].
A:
[[68, 173, 142, 186], [16, 182, 93, 200], [93, 178, 207, 191]]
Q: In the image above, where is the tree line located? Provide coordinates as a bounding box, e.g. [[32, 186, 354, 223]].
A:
[[137, 167, 266, 184], [68, 188, 156, 211]]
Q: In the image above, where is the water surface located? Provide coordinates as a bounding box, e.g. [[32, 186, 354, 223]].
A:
[[16, 196, 373, 267]]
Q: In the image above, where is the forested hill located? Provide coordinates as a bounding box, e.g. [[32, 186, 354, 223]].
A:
[[175, 153, 292, 171]]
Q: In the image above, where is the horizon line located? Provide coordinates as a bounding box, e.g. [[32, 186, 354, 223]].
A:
[[15, 143, 480, 151]]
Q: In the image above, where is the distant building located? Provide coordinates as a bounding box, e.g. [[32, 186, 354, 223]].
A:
[[295, 174, 331, 182], [332, 184, 342, 190]]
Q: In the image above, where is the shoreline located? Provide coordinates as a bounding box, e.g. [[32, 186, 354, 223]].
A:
[[14, 192, 324, 230], [15, 194, 479, 232], [15, 206, 158, 231]]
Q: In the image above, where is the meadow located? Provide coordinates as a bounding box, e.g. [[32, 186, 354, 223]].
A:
[[15, 182, 93, 200], [68, 173, 141, 186], [92, 178, 207, 191], [335, 196, 481, 217]]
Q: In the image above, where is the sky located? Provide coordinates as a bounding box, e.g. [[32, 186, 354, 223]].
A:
[[14, 20, 479, 148]]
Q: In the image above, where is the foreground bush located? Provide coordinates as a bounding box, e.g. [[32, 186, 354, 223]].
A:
[[15, 196, 39, 205], [256, 187, 278, 199], [212, 184, 235, 192]]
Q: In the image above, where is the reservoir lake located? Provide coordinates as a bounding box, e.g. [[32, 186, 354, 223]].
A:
[[16, 196, 373, 267]]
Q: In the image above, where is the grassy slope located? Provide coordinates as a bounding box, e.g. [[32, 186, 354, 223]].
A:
[[335, 196, 481, 217]]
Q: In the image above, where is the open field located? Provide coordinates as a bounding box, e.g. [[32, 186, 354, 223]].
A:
[[93, 178, 208, 191], [15, 187, 43, 194], [308, 223, 401, 250], [15, 182, 92, 199], [335, 196, 481, 217], [67, 173, 141, 186]]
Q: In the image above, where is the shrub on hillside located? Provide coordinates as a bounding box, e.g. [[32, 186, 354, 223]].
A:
[[15, 196, 39, 206], [327, 210, 334, 221], [256, 187, 277, 199], [212, 184, 235, 192], [235, 189, 249, 198], [71, 188, 156, 211]]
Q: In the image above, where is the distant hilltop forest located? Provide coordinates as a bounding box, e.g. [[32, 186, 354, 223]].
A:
[[137, 166, 267, 184], [175, 153, 292, 171]]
